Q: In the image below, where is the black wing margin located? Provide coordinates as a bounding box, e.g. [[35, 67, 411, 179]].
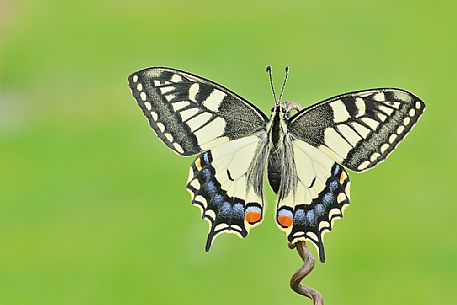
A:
[[128, 67, 268, 156], [288, 88, 425, 172]]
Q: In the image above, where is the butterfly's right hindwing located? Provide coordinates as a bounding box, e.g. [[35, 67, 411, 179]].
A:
[[128, 67, 268, 156]]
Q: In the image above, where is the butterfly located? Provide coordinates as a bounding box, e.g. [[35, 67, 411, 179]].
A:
[[127, 66, 425, 263]]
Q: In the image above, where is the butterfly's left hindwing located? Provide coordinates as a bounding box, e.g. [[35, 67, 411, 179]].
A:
[[186, 135, 268, 250], [128, 67, 267, 156]]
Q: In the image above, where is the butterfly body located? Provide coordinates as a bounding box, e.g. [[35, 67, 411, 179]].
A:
[[265, 105, 287, 193], [128, 67, 425, 263]]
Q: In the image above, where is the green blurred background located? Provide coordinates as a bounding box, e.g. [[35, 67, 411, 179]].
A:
[[1, 0, 455, 304]]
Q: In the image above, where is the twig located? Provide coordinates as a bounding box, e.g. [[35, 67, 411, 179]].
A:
[[288, 241, 324, 305]]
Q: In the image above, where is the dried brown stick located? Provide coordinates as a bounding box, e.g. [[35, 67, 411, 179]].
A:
[[288, 241, 324, 305]]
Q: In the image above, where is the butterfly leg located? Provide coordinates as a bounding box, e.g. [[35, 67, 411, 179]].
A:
[[288, 241, 324, 305]]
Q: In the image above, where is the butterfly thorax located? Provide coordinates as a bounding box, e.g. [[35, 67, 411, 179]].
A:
[[267, 105, 290, 193], [269, 105, 288, 149]]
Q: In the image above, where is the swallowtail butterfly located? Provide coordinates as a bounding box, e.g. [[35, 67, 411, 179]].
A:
[[128, 66, 425, 263]]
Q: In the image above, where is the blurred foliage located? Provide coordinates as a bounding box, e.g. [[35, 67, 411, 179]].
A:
[[0, 0, 456, 305]]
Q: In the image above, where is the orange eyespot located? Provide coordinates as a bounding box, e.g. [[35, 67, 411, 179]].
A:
[[245, 210, 262, 224], [277, 214, 293, 228]]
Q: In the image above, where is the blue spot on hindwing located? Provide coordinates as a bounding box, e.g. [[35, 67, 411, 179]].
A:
[[246, 205, 261, 214], [212, 194, 224, 206], [306, 210, 316, 224], [294, 209, 305, 224], [220, 202, 231, 216], [315, 204, 325, 216], [202, 168, 212, 182], [329, 180, 339, 192], [278, 208, 293, 218], [205, 181, 217, 194], [233, 203, 244, 217], [333, 164, 340, 176], [202, 152, 210, 163], [323, 193, 334, 206]]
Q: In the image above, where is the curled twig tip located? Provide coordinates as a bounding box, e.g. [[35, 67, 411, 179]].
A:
[[289, 241, 324, 305]]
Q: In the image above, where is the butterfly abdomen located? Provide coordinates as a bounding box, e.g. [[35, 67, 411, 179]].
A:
[[267, 150, 282, 193]]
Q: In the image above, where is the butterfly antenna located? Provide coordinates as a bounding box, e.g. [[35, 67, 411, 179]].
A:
[[278, 66, 289, 104], [266, 65, 278, 105]]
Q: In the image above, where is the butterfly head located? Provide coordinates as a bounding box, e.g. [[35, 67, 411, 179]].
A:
[[270, 104, 288, 116]]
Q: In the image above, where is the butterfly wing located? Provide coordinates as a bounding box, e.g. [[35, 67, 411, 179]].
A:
[[279, 88, 425, 261], [128, 67, 270, 250], [187, 134, 268, 250], [288, 88, 425, 172], [128, 67, 268, 155], [274, 138, 350, 262]]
